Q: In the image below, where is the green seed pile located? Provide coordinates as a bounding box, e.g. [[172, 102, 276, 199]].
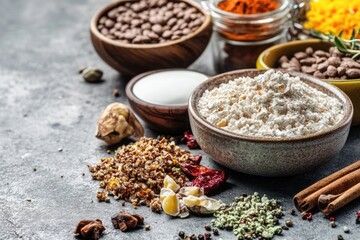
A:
[[212, 192, 284, 239]]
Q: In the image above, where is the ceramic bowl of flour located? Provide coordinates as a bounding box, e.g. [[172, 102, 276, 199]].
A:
[[188, 69, 353, 176]]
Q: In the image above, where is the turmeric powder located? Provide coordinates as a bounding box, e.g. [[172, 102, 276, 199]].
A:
[[217, 0, 280, 15]]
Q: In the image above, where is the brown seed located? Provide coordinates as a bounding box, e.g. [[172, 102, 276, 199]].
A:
[[109, 28, 116, 34], [313, 71, 325, 79], [192, 19, 202, 27], [157, 0, 167, 7], [179, 22, 188, 30], [327, 57, 341, 67], [167, 2, 174, 9], [337, 66, 346, 76], [314, 50, 330, 58], [300, 57, 316, 66], [117, 6, 127, 13], [101, 28, 109, 35], [124, 31, 135, 40], [279, 56, 289, 64], [105, 19, 115, 28], [168, 18, 177, 27], [156, 15, 165, 25], [162, 30, 173, 39], [132, 36, 143, 44], [121, 24, 129, 32], [147, 31, 159, 40], [294, 52, 308, 60], [317, 61, 329, 72], [98, 24, 104, 30], [171, 35, 180, 40], [182, 28, 191, 35], [141, 22, 151, 30], [327, 65, 337, 78], [141, 36, 151, 43], [346, 68, 360, 79], [152, 24, 163, 34], [179, 2, 187, 9], [173, 30, 183, 36], [131, 19, 142, 27], [305, 47, 314, 55], [99, 16, 107, 24], [316, 57, 327, 64], [301, 66, 316, 74], [108, 9, 118, 19], [114, 22, 121, 30]]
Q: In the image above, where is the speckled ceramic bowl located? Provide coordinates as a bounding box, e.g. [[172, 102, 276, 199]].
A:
[[188, 69, 353, 176]]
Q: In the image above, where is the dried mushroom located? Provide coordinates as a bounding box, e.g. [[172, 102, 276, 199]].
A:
[[95, 103, 144, 145], [111, 211, 144, 232], [74, 219, 105, 240]]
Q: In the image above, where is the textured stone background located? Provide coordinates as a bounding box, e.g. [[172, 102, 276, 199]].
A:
[[0, 0, 359, 239]]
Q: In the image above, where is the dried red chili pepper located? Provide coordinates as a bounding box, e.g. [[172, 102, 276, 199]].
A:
[[189, 155, 202, 165], [184, 132, 200, 149], [180, 163, 227, 194]]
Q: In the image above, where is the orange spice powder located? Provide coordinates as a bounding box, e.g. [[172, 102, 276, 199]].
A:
[[218, 0, 280, 14]]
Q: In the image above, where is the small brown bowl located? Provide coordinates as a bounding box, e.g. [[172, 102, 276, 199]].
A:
[[90, 0, 212, 76], [189, 69, 353, 176], [126, 69, 208, 133]]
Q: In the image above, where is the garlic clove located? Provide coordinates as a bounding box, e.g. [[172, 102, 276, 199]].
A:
[[178, 200, 190, 218], [183, 196, 224, 214], [178, 186, 204, 197], [95, 103, 144, 145], [163, 175, 180, 192], [160, 188, 180, 217]]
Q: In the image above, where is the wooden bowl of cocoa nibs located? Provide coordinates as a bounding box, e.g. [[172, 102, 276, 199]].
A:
[[90, 0, 212, 76], [257, 39, 360, 126]]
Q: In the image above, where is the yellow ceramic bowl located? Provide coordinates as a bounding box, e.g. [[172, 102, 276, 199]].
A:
[[257, 39, 360, 126]]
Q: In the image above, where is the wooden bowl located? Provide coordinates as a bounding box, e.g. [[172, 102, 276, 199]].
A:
[[126, 69, 208, 133], [90, 0, 212, 76], [189, 69, 353, 176], [256, 39, 360, 126]]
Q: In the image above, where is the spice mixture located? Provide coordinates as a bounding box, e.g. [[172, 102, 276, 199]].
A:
[[88, 137, 194, 207], [217, 0, 280, 15], [97, 0, 204, 44], [212, 193, 284, 239], [198, 70, 344, 138], [278, 46, 360, 79], [304, 0, 360, 39]]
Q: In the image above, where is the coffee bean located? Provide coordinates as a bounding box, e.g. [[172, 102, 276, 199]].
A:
[[123, 16, 131, 24], [173, 30, 183, 36], [314, 50, 330, 58], [133, 35, 143, 43], [301, 66, 316, 74], [163, 25, 170, 31], [109, 28, 116, 34], [164, 11, 173, 20], [107, 34, 116, 40], [141, 35, 151, 43], [179, 2, 187, 9], [171, 35, 180, 40], [316, 57, 327, 64], [167, 2, 174, 10], [131, 3, 141, 12], [279, 56, 289, 64], [152, 24, 163, 34], [172, 24, 180, 31], [179, 22, 188, 30], [177, 11, 184, 18], [190, 13, 197, 20], [156, 16, 165, 25], [314, 71, 325, 78], [105, 19, 115, 28], [98, 24, 104, 30], [157, 0, 167, 7], [317, 61, 329, 72]]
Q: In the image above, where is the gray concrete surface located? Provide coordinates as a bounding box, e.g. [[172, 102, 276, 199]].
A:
[[0, 0, 359, 239]]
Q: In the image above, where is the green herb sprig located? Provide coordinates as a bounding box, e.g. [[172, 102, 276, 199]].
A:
[[310, 28, 360, 59]]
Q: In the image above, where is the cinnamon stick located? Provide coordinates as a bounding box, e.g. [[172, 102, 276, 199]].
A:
[[318, 182, 360, 215], [293, 160, 360, 212]]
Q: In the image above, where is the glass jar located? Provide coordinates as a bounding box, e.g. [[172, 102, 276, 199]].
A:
[[208, 0, 293, 72]]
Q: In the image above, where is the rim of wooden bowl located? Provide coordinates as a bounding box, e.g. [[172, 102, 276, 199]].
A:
[[90, 0, 212, 49], [189, 69, 354, 143], [126, 68, 208, 111], [257, 39, 360, 83]]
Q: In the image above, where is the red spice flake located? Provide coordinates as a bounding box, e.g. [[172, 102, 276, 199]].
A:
[[357, 211, 360, 217], [217, 0, 279, 15], [329, 216, 335, 222], [180, 163, 227, 194], [189, 155, 202, 165], [184, 131, 200, 149], [307, 213, 313, 221]]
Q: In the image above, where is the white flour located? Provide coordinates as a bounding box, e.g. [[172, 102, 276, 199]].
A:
[[198, 70, 344, 138]]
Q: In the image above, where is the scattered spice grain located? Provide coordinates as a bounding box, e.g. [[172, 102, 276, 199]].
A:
[[338, 235, 344, 240], [89, 137, 196, 207], [343, 226, 350, 233]]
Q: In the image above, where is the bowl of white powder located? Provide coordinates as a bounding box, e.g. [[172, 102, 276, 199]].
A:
[[188, 69, 353, 176]]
